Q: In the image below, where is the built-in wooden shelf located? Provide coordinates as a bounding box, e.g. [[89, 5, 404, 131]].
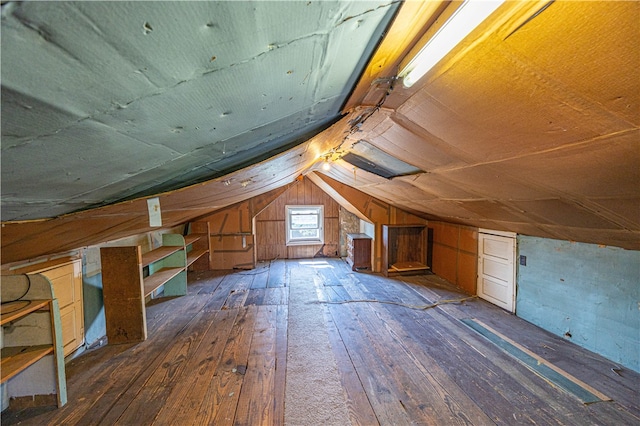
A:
[[142, 245, 184, 267], [186, 248, 208, 267], [0, 274, 67, 408], [382, 224, 429, 277], [101, 228, 211, 345], [1, 299, 50, 325], [1, 344, 54, 383], [390, 261, 429, 272], [185, 223, 212, 271], [184, 233, 208, 268], [5, 260, 85, 358], [184, 234, 202, 246], [143, 267, 184, 297]]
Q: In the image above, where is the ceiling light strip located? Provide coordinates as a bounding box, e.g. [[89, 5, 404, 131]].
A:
[[399, 0, 505, 87]]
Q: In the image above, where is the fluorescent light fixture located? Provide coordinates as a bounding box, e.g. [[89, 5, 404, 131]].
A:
[[400, 0, 505, 87], [342, 140, 422, 179]]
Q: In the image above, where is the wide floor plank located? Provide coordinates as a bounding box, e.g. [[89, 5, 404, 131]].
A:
[[3, 260, 638, 426]]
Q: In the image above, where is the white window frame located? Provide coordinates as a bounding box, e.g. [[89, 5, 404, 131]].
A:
[[285, 205, 324, 246]]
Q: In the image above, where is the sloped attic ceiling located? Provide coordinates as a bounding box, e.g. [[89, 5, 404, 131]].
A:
[[315, 0, 639, 250], [1, 1, 639, 265], [1, 0, 399, 220]]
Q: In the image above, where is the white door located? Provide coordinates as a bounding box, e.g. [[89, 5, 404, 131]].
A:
[[477, 230, 516, 312]]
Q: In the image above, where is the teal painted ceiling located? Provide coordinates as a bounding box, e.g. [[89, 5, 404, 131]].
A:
[[1, 1, 399, 220]]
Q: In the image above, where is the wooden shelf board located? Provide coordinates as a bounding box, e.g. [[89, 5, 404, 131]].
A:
[[184, 234, 204, 246], [1, 300, 50, 326], [142, 246, 183, 267], [186, 249, 209, 267], [390, 262, 429, 272], [1, 345, 54, 383], [143, 267, 184, 297]]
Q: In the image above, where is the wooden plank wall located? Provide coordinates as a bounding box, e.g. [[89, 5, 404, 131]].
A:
[[255, 177, 340, 261], [430, 221, 478, 294], [310, 173, 428, 272], [194, 186, 291, 269], [192, 177, 433, 269]]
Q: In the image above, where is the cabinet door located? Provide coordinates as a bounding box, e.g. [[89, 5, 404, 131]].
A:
[[40, 261, 84, 356]]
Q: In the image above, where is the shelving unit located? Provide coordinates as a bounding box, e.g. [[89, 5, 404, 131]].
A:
[[8, 258, 85, 357], [142, 234, 188, 299], [186, 222, 211, 270], [101, 232, 210, 345], [1, 274, 67, 408], [382, 224, 429, 277], [346, 233, 372, 271]]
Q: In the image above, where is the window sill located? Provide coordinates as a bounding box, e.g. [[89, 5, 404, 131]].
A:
[[285, 240, 324, 247]]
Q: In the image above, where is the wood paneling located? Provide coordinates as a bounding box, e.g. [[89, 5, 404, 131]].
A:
[[210, 235, 255, 270], [255, 177, 341, 261], [430, 221, 478, 294], [193, 186, 293, 269], [310, 173, 427, 272], [10, 260, 639, 425]]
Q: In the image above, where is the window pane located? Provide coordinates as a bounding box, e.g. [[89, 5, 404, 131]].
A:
[[291, 212, 319, 229], [285, 205, 324, 245], [290, 229, 320, 239]]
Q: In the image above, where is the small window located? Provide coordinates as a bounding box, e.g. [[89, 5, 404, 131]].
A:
[[286, 205, 324, 245]]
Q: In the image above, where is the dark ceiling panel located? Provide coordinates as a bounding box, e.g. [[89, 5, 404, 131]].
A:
[[0, 1, 399, 220]]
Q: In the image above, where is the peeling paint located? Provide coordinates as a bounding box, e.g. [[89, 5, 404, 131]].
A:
[[517, 236, 640, 373]]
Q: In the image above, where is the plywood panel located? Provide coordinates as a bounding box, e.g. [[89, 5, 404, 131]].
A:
[[210, 235, 254, 270], [459, 228, 478, 254], [431, 221, 479, 294], [200, 202, 251, 234], [431, 222, 457, 247], [100, 246, 147, 343], [458, 251, 477, 294], [516, 236, 640, 372], [431, 244, 457, 285]]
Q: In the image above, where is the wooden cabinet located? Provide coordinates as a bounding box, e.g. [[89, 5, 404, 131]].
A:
[[346, 233, 372, 271], [8, 259, 84, 357], [1, 274, 67, 408], [100, 233, 210, 344], [382, 225, 429, 277]]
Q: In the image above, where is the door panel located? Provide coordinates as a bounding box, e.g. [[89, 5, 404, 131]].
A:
[[482, 238, 511, 260], [49, 272, 75, 309], [60, 308, 78, 350], [482, 257, 511, 282], [39, 260, 84, 356], [478, 232, 516, 312], [481, 277, 509, 304]]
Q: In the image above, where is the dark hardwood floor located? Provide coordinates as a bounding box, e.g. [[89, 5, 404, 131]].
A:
[[3, 258, 639, 425]]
